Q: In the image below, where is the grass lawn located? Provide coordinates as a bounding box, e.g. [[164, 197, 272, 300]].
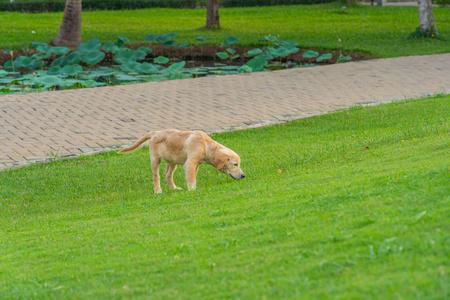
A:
[[1, 95, 449, 298], [0, 4, 449, 57]]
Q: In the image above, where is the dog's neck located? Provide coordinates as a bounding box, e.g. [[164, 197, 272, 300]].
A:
[[203, 142, 221, 166]]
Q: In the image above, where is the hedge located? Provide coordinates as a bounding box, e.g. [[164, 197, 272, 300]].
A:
[[0, 0, 334, 13]]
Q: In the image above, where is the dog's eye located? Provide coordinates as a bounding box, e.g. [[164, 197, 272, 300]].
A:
[[234, 163, 238, 167]]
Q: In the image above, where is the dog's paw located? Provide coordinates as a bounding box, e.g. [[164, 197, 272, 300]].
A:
[[154, 189, 163, 194]]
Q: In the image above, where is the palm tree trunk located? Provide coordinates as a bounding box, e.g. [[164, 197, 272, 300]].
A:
[[417, 0, 438, 34], [206, 0, 220, 29], [51, 0, 83, 48]]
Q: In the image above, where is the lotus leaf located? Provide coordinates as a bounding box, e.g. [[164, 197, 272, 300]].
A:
[[82, 51, 105, 65], [238, 65, 252, 73], [13, 56, 44, 70], [230, 54, 240, 60], [226, 48, 236, 55], [167, 61, 186, 72], [246, 55, 266, 72], [47, 47, 71, 56], [62, 51, 82, 66], [216, 52, 228, 60], [164, 40, 177, 47], [302, 51, 319, 59], [118, 35, 131, 43], [135, 63, 158, 74], [156, 33, 178, 44], [260, 35, 278, 42], [0, 70, 8, 78], [137, 47, 153, 54], [316, 53, 333, 62], [36, 76, 65, 88], [102, 42, 117, 53], [144, 35, 160, 42], [196, 36, 211, 42], [114, 50, 143, 64], [78, 39, 102, 54], [221, 36, 238, 47], [154, 56, 170, 64], [79, 80, 107, 87], [119, 61, 140, 73], [177, 44, 190, 49], [32, 52, 51, 60], [59, 64, 83, 76], [116, 74, 141, 82], [3, 61, 13, 72], [337, 54, 352, 63], [50, 56, 64, 67], [276, 47, 292, 58], [247, 48, 263, 56], [48, 66, 61, 74]]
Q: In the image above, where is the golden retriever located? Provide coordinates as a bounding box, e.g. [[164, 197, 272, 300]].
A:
[[118, 129, 245, 193]]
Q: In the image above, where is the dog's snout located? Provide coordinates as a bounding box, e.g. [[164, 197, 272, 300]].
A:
[[241, 174, 245, 179]]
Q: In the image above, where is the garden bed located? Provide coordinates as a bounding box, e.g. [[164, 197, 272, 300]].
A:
[[0, 34, 373, 95]]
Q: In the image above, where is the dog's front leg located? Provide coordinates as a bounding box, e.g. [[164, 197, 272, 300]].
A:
[[184, 160, 199, 191], [151, 157, 162, 193]]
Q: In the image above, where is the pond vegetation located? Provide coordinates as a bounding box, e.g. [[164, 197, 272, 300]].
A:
[[0, 34, 352, 95]]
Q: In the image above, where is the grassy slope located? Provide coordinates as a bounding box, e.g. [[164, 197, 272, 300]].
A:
[[1, 95, 449, 299], [0, 4, 449, 57]]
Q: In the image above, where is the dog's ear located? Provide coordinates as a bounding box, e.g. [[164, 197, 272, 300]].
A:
[[212, 151, 229, 170]]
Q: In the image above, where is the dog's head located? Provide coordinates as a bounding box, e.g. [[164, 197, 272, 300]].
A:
[[213, 148, 245, 180]]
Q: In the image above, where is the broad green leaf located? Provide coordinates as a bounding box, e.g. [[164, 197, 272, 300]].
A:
[[78, 39, 102, 54], [177, 44, 190, 49], [302, 50, 319, 59], [246, 55, 267, 72], [0, 70, 8, 77], [164, 40, 177, 47], [58, 64, 83, 76], [238, 65, 253, 73], [221, 35, 239, 47], [137, 47, 153, 54], [154, 56, 170, 64], [247, 48, 263, 56], [216, 52, 228, 60], [135, 63, 158, 74], [47, 47, 70, 56], [82, 51, 105, 65], [316, 53, 333, 62], [337, 54, 352, 63], [144, 35, 160, 42], [226, 48, 236, 55], [196, 36, 211, 41], [64, 51, 82, 66], [102, 42, 117, 53]]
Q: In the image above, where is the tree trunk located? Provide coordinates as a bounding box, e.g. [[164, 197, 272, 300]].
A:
[[206, 0, 220, 29], [417, 0, 438, 34], [51, 0, 83, 48]]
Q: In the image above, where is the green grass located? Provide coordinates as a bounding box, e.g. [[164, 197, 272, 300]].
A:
[[1, 4, 449, 57], [1, 95, 449, 299]]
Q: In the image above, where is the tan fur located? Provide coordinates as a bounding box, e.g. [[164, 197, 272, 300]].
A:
[[118, 129, 245, 193]]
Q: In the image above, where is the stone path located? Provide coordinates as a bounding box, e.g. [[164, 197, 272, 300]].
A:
[[1, 53, 449, 170]]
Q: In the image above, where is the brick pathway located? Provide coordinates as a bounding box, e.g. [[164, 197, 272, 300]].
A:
[[1, 53, 449, 170]]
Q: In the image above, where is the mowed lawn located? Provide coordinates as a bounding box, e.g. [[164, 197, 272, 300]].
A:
[[0, 4, 449, 57], [1, 95, 449, 299]]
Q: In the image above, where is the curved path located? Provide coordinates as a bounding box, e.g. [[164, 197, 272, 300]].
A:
[[1, 53, 449, 170]]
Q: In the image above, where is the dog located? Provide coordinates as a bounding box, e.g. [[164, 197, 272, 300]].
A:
[[118, 129, 245, 193]]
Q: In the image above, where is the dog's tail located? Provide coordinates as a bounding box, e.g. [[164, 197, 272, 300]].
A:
[[118, 132, 154, 154]]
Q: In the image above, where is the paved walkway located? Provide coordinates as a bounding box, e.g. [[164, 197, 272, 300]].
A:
[[1, 53, 449, 170]]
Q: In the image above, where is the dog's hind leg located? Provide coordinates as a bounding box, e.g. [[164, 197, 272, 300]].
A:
[[165, 164, 182, 191], [151, 156, 162, 193]]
